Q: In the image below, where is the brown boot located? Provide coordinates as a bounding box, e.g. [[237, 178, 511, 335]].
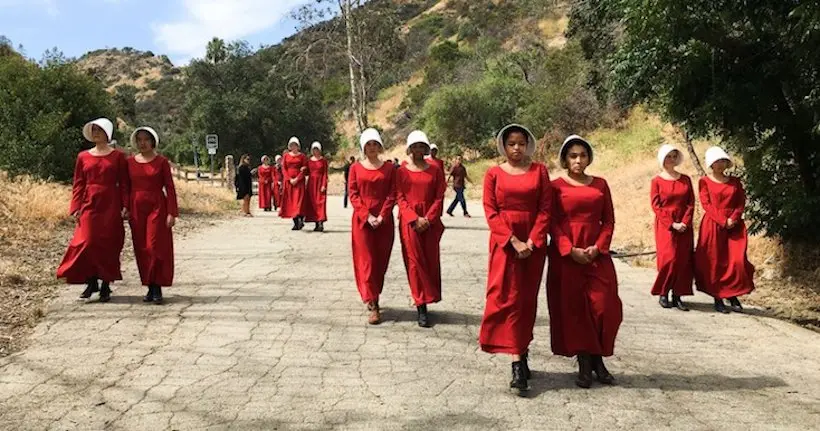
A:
[[367, 302, 381, 325]]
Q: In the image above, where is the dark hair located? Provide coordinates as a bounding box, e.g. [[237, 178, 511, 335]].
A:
[[240, 153, 250, 164], [135, 129, 157, 149], [349, 156, 356, 161], [502, 126, 529, 145], [560, 139, 593, 169]]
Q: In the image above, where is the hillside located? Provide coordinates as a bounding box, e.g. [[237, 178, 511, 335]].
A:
[[75, 48, 182, 100]]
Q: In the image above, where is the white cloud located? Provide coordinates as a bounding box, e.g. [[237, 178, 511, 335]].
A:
[[152, 0, 310, 64]]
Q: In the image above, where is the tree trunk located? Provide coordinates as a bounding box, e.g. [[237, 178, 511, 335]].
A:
[[340, 0, 363, 133], [358, 65, 368, 129], [682, 127, 706, 177]]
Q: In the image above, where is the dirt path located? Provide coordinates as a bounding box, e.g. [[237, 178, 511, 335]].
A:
[[0, 196, 818, 430]]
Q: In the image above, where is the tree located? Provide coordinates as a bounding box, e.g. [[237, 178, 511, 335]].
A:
[[572, 0, 820, 243], [206, 37, 228, 64], [113, 84, 138, 124]]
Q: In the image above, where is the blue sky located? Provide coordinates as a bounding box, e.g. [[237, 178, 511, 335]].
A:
[[0, 0, 319, 65]]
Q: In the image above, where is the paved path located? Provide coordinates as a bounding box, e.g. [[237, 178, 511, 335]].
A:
[[1, 196, 818, 430]]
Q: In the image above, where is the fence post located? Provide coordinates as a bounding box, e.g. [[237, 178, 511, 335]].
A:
[[225, 155, 235, 191]]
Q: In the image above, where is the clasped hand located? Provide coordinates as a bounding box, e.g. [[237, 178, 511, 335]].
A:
[[510, 237, 535, 259], [570, 245, 600, 264]]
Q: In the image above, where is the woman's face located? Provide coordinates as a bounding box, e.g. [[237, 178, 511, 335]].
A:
[[242, 156, 250, 165], [663, 151, 679, 169], [91, 125, 108, 145], [289, 143, 299, 153], [565, 144, 590, 175], [262, 157, 270, 166], [409, 142, 428, 159], [135, 131, 155, 154], [504, 131, 528, 163], [712, 159, 728, 173], [364, 141, 382, 158], [312, 148, 321, 158]]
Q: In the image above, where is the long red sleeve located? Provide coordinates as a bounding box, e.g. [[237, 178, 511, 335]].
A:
[[162, 158, 180, 217], [117, 152, 130, 212], [378, 167, 396, 220], [683, 176, 695, 227], [321, 160, 329, 190], [296, 155, 308, 182], [396, 170, 419, 226], [650, 178, 674, 229], [550, 190, 574, 257], [424, 166, 446, 223], [594, 180, 615, 254], [699, 177, 727, 227], [729, 178, 746, 222], [483, 169, 513, 244], [69, 155, 85, 215], [347, 165, 370, 220], [528, 164, 552, 249]]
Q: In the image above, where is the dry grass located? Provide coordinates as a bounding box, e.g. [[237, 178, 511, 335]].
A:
[[0, 172, 235, 355]]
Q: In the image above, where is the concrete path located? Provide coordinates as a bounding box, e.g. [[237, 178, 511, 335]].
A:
[[1, 196, 818, 430]]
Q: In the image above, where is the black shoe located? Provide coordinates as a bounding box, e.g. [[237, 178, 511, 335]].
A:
[[672, 295, 690, 311], [153, 286, 163, 305], [521, 350, 532, 380], [417, 304, 430, 328], [659, 295, 672, 309], [714, 299, 730, 314], [575, 354, 593, 389], [510, 361, 530, 396], [296, 217, 305, 230], [79, 279, 99, 300], [143, 285, 155, 303], [728, 297, 743, 313], [316, 222, 324, 232], [446, 211, 454, 217], [291, 219, 299, 230], [591, 355, 615, 385], [99, 282, 111, 303]]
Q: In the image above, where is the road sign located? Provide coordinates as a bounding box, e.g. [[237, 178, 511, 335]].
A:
[[205, 134, 218, 151]]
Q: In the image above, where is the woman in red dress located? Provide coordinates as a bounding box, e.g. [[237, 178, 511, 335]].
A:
[[304, 142, 329, 232], [278, 137, 308, 230], [547, 135, 622, 389], [349, 128, 396, 324], [396, 130, 446, 328], [57, 118, 129, 303], [650, 144, 695, 311], [479, 124, 551, 396], [127, 127, 178, 304], [272, 155, 283, 211], [257, 156, 273, 212], [694, 146, 755, 313]]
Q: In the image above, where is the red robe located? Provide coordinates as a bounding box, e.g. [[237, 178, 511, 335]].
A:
[[396, 164, 446, 306], [426, 156, 444, 173], [127, 155, 179, 287], [479, 163, 551, 355], [547, 177, 622, 357], [257, 165, 273, 209], [57, 150, 129, 284], [278, 152, 307, 218], [349, 161, 396, 303], [694, 177, 755, 298], [650, 175, 695, 296], [304, 157, 329, 223], [272, 164, 282, 209]]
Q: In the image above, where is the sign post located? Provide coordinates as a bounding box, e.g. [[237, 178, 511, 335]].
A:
[[192, 137, 200, 180], [206, 135, 218, 184]]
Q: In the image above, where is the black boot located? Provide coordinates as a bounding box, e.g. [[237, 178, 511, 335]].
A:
[[153, 286, 163, 305], [714, 298, 730, 314], [99, 282, 111, 303], [672, 295, 689, 311], [510, 361, 530, 395], [143, 285, 155, 303], [659, 292, 671, 309], [316, 222, 325, 232], [575, 354, 593, 388], [296, 217, 305, 230], [79, 278, 99, 300], [292, 218, 299, 230], [417, 304, 430, 328], [591, 355, 615, 385], [728, 296, 743, 313], [313, 222, 321, 232], [521, 350, 532, 380]]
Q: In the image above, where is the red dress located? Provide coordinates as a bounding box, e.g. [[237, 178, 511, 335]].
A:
[[304, 158, 329, 223], [650, 175, 695, 296], [127, 156, 179, 287], [278, 152, 307, 218], [272, 165, 282, 209], [57, 150, 129, 284], [396, 164, 446, 306], [547, 177, 622, 357], [257, 165, 273, 210], [479, 164, 551, 355], [426, 156, 444, 173], [349, 162, 397, 303], [694, 177, 755, 298]]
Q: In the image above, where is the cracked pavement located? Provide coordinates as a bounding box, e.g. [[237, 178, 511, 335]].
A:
[[1, 196, 819, 430]]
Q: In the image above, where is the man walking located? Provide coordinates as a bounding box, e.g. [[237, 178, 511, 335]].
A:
[[446, 155, 471, 218], [343, 156, 355, 208]]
